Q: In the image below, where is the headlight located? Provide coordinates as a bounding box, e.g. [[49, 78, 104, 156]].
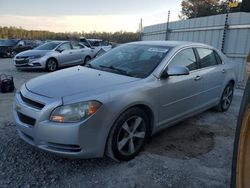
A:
[[50, 101, 102, 123], [28, 55, 44, 59]]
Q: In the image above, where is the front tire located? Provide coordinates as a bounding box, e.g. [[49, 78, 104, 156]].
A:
[[46, 58, 58, 72], [215, 82, 234, 112], [106, 108, 150, 161], [10, 51, 16, 58]]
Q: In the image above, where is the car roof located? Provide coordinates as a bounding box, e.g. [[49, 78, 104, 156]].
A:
[[129, 40, 210, 48], [88, 39, 103, 42]]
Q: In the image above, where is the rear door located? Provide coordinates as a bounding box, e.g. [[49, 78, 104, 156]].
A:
[[195, 48, 226, 105], [158, 48, 204, 126], [71, 43, 89, 64]]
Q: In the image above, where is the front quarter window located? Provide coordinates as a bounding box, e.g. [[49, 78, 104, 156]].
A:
[[168, 48, 197, 71]]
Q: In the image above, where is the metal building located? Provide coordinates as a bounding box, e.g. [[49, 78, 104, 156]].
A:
[[142, 12, 250, 84]]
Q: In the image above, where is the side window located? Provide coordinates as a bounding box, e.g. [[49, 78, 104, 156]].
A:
[[168, 48, 197, 71], [17, 40, 25, 46], [57, 43, 72, 51], [214, 51, 222, 64], [72, 43, 83, 49], [197, 48, 218, 68]]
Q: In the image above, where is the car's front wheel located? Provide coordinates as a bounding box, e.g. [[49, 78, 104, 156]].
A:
[[106, 108, 150, 161], [10, 51, 16, 58], [46, 58, 58, 72]]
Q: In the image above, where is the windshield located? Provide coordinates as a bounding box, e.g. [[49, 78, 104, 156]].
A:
[[35, 42, 61, 50], [88, 44, 171, 78], [3, 39, 18, 46]]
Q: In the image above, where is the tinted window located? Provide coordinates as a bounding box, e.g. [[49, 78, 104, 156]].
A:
[[57, 43, 72, 51], [89, 44, 171, 78], [35, 42, 61, 50], [197, 48, 217, 68], [79, 38, 91, 48], [72, 43, 84, 49], [168, 48, 197, 71], [3, 39, 18, 46], [214, 51, 222, 64]]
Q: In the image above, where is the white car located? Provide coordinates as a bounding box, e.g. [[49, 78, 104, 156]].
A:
[[79, 37, 112, 56], [14, 41, 96, 71]]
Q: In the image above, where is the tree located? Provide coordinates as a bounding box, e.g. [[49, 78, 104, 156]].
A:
[[180, 0, 228, 19], [0, 26, 140, 43]]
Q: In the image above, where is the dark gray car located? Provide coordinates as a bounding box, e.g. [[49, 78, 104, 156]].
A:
[[13, 41, 237, 161]]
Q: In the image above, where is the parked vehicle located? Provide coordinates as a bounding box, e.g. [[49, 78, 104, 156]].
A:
[[0, 39, 34, 58], [79, 37, 112, 56], [13, 41, 236, 161], [0, 39, 4, 45], [14, 41, 95, 71]]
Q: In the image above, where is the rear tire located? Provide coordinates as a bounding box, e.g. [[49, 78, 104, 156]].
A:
[[215, 82, 234, 112], [46, 58, 58, 72], [83, 56, 91, 65], [106, 108, 150, 161]]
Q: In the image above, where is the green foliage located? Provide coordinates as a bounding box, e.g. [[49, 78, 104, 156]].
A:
[[180, 0, 231, 19], [0, 26, 140, 43]]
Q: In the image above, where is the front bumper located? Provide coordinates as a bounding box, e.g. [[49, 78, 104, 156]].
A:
[[14, 58, 46, 69], [13, 86, 111, 158]]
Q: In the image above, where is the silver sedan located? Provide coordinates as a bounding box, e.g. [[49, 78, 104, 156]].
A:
[[13, 41, 237, 161], [14, 41, 95, 71]]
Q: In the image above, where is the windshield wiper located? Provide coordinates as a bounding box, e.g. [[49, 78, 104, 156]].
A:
[[99, 65, 132, 77], [84, 63, 97, 69]]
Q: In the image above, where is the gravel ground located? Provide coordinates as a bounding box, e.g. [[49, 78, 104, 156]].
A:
[[0, 58, 243, 188]]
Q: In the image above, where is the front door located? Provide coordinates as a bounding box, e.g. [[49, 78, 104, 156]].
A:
[[57, 42, 75, 66], [158, 48, 203, 126]]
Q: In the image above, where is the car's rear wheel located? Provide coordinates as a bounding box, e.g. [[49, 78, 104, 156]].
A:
[[83, 56, 91, 65], [106, 108, 150, 161], [46, 58, 58, 72], [215, 82, 234, 112], [231, 78, 250, 188]]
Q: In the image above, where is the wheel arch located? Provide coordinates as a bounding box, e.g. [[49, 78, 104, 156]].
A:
[[104, 102, 156, 160], [105, 102, 156, 146]]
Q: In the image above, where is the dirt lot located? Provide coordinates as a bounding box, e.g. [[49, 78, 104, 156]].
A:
[[0, 58, 243, 188]]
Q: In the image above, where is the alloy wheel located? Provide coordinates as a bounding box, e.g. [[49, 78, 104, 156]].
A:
[[47, 59, 57, 71], [222, 85, 233, 110], [116, 116, 146, 156]]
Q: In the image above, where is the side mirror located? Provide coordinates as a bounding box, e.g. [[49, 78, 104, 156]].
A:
[[56, 49, 64, 53], [161, 65, 190, 78]]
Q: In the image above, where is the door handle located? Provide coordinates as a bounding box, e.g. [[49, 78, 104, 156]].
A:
[[69, 52, 73, 54], [222, 69, 226, 73], [195, 75, 202, 81]]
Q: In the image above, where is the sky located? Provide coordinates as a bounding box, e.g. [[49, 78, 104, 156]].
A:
[[0, 0, 182, 33]]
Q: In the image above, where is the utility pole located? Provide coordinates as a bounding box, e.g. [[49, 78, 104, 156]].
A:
[[139, 18, 143, 41], [221, 2, 230, 53], [165, 10, 170, 41]]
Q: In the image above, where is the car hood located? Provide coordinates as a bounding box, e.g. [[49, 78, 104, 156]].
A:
[[16, 50, 51, 57], [25, 66, 140, 98]]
